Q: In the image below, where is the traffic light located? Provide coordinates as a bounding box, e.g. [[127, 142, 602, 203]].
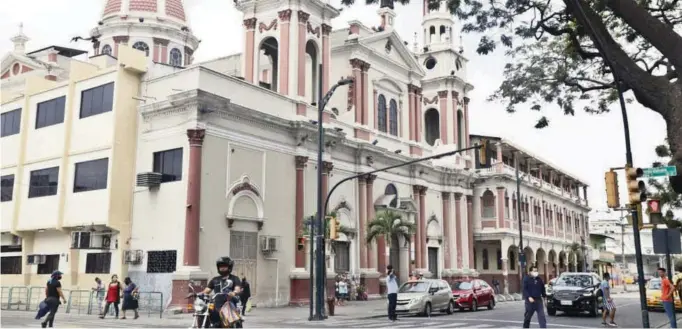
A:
[[604, 170, 620, 209], [647, 199, 663, 225], [625, 166, 647, 204], [329, 216, 339, 240], [297, 236, 305, 251]]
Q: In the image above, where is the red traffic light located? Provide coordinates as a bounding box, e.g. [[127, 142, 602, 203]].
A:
[[647, 200, 661, 213]]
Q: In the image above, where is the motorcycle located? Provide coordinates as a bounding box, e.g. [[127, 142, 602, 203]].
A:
[[187, 282, 244, 328]]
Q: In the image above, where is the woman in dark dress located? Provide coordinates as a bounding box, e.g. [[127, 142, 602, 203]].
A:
[[121, 277, 139, 319]]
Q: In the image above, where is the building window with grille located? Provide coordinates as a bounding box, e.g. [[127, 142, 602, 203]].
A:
[[1, 174, 14, 202], [85, 252, 112, 273], [146, 250, 177, 273], [377, 95, 387, 133], [388, 99, 398, 136], [28, 167, 59, 198], [334, 241, 350, 273], [132, 41, 150, 57], [153, 148, 183, 183], [1, 256, 22, 274], [481, 190, 495, 218], [37, 254, 60, 274], [169, 48, 183, 67]]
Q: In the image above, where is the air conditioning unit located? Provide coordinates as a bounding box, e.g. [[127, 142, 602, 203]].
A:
[[136, 172, 162, 188], [260, 236, 279, 253], [27, 254, 46, 265], [124, 250, 143, 264], [101, 234, 112, 249]]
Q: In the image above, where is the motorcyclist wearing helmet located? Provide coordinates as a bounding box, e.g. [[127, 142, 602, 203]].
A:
[[201, 257, 242, 327]]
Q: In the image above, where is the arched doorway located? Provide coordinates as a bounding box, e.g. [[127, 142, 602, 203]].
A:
[[304, 40, 319, 103]]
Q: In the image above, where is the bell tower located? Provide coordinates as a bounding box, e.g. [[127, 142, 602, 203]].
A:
[[236, 0, 340, 103]]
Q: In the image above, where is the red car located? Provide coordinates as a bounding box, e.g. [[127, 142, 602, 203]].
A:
[[451, 279, 496, 311]]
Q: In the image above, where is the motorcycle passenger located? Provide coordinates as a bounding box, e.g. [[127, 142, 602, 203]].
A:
[[201, 257, 242, 327]]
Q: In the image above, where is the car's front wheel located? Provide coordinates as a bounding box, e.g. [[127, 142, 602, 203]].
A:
[[487, 298, 495, 310], [445, 300, 455, 314], [547, 307, 557, 316], [470, 299, 478, 312], [423, 302, 432, 317], [589, 299, 599, 317]]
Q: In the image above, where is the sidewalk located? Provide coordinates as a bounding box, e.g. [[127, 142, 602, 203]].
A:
[[246, 299, 387, 321]]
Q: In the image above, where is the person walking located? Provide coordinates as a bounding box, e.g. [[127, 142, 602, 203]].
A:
[[600, 272, 617, 327], [100, 274, 122, 319], [659, 267, 677, 328], [492, 277, 501, 294], [40, 270, 67, 328], [522, 266, 547, 329], [386, 265, 399, 322], [240, 276, 251, 315], [121, 277, 139, 319]]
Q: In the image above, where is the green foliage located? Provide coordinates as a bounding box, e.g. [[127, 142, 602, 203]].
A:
[[366, 210, 416, 247], [300, 211, 354, 239], [647, 141, 681, 227]]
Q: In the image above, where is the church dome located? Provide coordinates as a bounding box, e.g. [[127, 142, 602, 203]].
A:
[[93, 0, 199, 67]]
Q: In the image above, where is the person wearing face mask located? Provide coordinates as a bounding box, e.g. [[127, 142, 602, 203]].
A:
[[522, 266, 547, 328], [40, 270, 67, 328]]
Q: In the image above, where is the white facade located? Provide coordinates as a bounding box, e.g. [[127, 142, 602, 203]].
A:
[[1, 0, 590, 308]]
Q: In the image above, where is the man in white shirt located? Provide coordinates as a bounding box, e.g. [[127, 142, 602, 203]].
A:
[[386, 265, 399, 321]]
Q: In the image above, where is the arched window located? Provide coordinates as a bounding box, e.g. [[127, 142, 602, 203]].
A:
[[377, 95, 387, 133], [101, 45, 112, 55], [384, 183, 398, 208], [424, 108, 440, 146], [169, 48, 183, 67], [482, 249, 489, 270], [481, 190, 495, 218], [456, 110, 464, 147], [132, 42, 150, 57], [389, 99, 398, 136]]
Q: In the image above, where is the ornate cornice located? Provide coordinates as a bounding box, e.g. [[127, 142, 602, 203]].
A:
[[463, 97, 470, 104], [295, 156, 308, 169], [278, 9, 292, 22], [187, 128, 206, 146], [321, 24, 332, 36], [243, 18, 257, 30], [451, 91, 459, 99], [153, 37, 170, 46], [350, 58, 364, 69], [113, 35, 129, 43], [298, 10, 310, 23], [361, 62, 371, 72], [437, 90, 449, 98], [365, 174, 377, 184]]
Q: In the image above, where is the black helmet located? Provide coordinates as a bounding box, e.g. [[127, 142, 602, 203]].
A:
[[216, 256, 234, 276]]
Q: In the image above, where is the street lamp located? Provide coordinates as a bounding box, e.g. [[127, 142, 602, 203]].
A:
[[311, 71, 354, 321]]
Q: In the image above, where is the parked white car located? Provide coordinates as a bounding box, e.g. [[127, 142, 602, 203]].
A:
[[395, 279, 455, 316]]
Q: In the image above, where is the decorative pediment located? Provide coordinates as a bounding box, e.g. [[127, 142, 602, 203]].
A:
[[359, 30, 426, 76], [230, 176, 261, 197], [1, 53, 44, 77], [397, 197, 418, 213]]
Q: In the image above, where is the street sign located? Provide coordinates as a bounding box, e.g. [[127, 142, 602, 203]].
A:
[[643, 166, 678, 178], [653, 229, 682, 254]]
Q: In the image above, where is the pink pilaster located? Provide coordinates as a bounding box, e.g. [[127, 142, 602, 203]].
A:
[[463, 97, 471, 166], [243, 18, 257, 83], [294, 156, 308, 268], [351, 59, 363, 124], [278, 10, 292, 95], [358, 177, 368, 268], [366, 174, 377, 270], [413, 185, 423, 269], [455, 193, 463, 268], [416, 89, 423, 142], [297, 11, 310, 97], [321, 24, 332, 94], [373, 89, 378, 130], [496, 187, 505, 228], [183, 129, 206, 267], [451, 91, 459, 146], [408, 87, 415, 141], [361, 63, 370, 125], [466, 195, 474, 269], [442, 192, 451, 269], [438, 90, 448, 143]]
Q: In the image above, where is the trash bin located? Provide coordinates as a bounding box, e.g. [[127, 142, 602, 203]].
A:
[[326, 297, 335, 316]]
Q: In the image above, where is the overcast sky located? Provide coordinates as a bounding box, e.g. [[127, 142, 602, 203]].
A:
[[0, 0, 670, 220]]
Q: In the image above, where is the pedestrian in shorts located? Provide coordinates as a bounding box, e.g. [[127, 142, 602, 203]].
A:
[[601, 272, 617, 327]]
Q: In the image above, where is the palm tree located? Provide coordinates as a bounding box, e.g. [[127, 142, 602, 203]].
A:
[[366, 210, 416, 272]]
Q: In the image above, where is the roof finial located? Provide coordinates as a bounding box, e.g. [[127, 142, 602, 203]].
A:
[[11, 22, 29, 53], [413, 32, 419, 53]]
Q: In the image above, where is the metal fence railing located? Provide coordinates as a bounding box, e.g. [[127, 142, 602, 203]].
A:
[[2, 286, 164, 318]]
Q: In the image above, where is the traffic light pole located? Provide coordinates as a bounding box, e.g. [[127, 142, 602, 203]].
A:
[[567, 0, 649, 325]]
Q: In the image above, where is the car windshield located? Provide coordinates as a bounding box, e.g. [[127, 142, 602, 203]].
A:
[[451, 281, 473, 290], [399, 282, 429, 293], [555, 275, 592, 288], [648, 279, 662, 290]]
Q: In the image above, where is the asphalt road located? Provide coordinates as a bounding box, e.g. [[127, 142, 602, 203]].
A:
[[1, 293, 679, 328]]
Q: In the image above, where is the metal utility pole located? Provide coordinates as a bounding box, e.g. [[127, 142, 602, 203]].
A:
[[311, 69, 354, 321], [567, 0, 649, 325]]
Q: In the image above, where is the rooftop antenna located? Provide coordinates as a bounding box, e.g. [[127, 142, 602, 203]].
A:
[[413, 32, 418, 52]]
